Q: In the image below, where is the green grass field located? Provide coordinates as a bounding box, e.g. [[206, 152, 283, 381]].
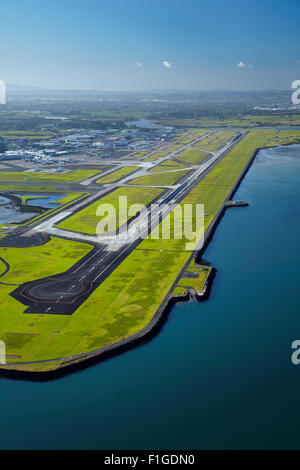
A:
[[58, 186, 164, 235], [176, 149, 209, 164], [133, 151, 149, 157], [163, 144, 183, 152], [172, 286, 188, 297], [0, 172, 43, 182], [176, 130, 209, 144], [143, 152, 169, 161], [34, 169, 105, 183], [95, 166, 140, 184], [0, 130, 58, 141], [129, 170, 189, 186], [0, 184, 16, 191], [55, 193, 87, 204], [177, 264, 212, 292], [194, 130, 236, 151], [1, 184, 57, 192], [0, 169, 105, 183], [149, 159, 189, 172], [0, 237, 92, 285]]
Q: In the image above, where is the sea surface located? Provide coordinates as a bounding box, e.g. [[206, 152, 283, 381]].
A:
[[0, 144, 300, 450]]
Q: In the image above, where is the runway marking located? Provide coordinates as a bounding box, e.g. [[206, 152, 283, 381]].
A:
[[73, 248, 102, 273], [15, 132, 245, 314]]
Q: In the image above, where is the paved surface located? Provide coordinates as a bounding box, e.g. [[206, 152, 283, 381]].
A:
[[2, 130, 246, 315]]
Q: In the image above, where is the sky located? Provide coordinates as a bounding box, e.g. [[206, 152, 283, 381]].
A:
[[1, 0, 300, 91]]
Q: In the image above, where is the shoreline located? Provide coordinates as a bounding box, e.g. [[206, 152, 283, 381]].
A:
[[1, 193, 46, 216], [0, 141, 295, 381]]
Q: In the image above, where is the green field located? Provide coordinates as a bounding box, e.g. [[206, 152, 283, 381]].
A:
[[34, 169, 105, 183], [172, 286, 188, 297], [58, 186, 164, 235], [176, 130, 209, 144], [143, 152, 169, 161], [0, 237, 92, 286], [177, 264, 212, 292], [133, 151, 149, 157], [0, 184, 16, 191], [0, 169, 105, 183], [149, 159, 189, 172], [0, 130, 58, 141], [176, 149, 209, 164], [55, 193, 87, 204], [95, 166, 140, 184], [0, 172, 43, 182], [1, 184, 57, 192], [129, 170, 189, 186], [194, 130, 236, 151], [163, 144, 183, 152]]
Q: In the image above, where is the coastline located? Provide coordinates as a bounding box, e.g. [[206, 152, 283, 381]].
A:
[[0, 141, 296, 380]]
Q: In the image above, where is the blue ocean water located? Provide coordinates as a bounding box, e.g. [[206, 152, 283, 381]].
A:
[[0, 144, 300, 450]]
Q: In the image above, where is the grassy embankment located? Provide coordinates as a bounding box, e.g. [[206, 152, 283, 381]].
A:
[[1, 129, 300, 371]]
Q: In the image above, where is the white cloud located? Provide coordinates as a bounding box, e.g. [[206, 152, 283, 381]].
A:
[[134, 62, 143, 67], [162, 60, 172, 69], [236, 61, 253, 69]]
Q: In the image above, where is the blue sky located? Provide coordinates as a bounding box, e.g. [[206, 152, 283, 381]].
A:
[[1, 0, 299, 90]]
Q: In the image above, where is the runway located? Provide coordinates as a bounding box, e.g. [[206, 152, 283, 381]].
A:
[[8, 131, 246, 315]]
